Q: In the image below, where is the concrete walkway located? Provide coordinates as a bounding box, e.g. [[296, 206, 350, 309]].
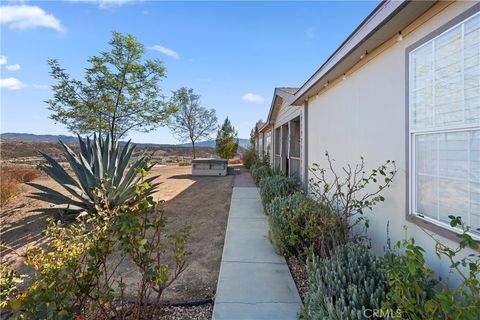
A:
[[212, 168, 302, 320]]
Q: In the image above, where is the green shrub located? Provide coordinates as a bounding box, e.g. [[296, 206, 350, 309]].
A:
[[300, 243, 387, 320], [0, 264, 22, 311], [267, 192, 345, 259], [12, 178, 189, 319], [241, 147, 257, 169], [259, 175, 298, 207], [251, 164, 272, 185], [257, 151, 271, 167], [382, 218, 480, 320]]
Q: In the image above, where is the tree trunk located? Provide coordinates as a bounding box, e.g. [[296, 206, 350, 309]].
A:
[[110, 124, 116, 145], [192, 140, 196, 159]]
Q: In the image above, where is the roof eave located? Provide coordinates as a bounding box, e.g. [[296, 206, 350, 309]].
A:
[[292, 0, 436, 105], [263, 87, 298, 129]]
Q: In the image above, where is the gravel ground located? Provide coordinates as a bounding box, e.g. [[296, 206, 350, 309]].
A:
[[287, 257, 309, 302], [81, 303, 213, 320], [159, 304, 212, 320]]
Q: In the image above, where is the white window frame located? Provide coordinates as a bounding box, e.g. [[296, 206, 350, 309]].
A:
[[408, 11, 480, 238]]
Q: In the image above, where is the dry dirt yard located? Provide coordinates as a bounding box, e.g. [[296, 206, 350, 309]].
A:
[[0, 165, 234, 303]]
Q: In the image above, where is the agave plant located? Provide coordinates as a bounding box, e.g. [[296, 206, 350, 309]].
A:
[[28, 134, 160, 216]]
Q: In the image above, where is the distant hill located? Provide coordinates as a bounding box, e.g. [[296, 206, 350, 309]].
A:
[[0, 132, 249, 161], [0, 133, 216, 161], [0, 133, 250, 148], [178, 138, 250, 148], [0, 132, 80, 144]]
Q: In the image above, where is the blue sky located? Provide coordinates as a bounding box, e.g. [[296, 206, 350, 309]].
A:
[[1, 0, 380, 144]]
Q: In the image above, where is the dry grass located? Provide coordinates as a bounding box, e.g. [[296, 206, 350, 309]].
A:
[[228, 158, 242, 164], [1, 165, 234, 303], [0, 164, 41, 206]]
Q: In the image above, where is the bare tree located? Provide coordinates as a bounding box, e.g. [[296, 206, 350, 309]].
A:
[[168, 87, 217, 158]]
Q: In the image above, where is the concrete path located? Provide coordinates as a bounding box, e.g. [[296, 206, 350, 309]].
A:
[[212, 168, 302, 320]]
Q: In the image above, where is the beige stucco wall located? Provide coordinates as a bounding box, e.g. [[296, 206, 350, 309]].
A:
[[306, 1, 478, 281]]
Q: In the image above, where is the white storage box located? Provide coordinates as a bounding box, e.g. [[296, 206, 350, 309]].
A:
[[192, 158, 228, 176]]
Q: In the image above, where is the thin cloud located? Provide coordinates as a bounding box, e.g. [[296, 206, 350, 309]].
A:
[[305, 27, 316, 40], [149, 45, 179, 59], [0, 5, 65, 32], [0, 56, 6, 65], [6, 64, 21, 71], [68, 0, 142, 9], [0, 77, 27, 90], [242, 93, 265, 103], [305, 27, 316, 45], [33, 84, 49, 89]]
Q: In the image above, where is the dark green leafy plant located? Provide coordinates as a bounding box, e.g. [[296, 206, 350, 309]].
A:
[[259, 175, 299, 208], [382, 217, 480, 320], [257, 151, 271, 167], [251, 164, 272, 185], [267, 192, 345, 259], [300, 243, 387, 320], [309, 152, 397, 242], [28, 134, 159, 216]]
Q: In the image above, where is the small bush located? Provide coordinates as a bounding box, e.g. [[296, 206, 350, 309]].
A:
[[382, 218, 480, 320], [0, 165, 41, 206], [0, 264, 22, 311], [12, 180, 190, 319], [267, 192, 345, 259], [228, 158, 242, 165], [251, 164, 272, 185], [309, 152, 397, 242], [259, 175, 298, 207], [0, 177, 19, 207], [241, 147, 257, 169], [300, 243, 387, 320]]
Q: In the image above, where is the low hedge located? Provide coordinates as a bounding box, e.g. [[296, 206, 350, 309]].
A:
[[259, 175, 298, 208], [250, 164, 272, 186], [300, 243, 387, 320], [267, 192, 345, 259]]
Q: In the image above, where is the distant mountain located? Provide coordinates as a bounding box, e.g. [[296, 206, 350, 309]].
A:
[[0, 132, 250, 149], [0, 132, 219, 160], [177, 138, 250, 148], [0, 132, 80, 144], [0, 132, 179, 148]]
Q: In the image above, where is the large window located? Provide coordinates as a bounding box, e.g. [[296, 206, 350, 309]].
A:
[[409, 12, 479, 236]]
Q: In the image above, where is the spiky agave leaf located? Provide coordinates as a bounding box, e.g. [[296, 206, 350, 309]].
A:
[[29, 133, 159, 217]]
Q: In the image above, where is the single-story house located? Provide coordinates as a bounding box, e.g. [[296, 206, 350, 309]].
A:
[[256, 87, 306, 182], [256, 0, 479, 281]]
